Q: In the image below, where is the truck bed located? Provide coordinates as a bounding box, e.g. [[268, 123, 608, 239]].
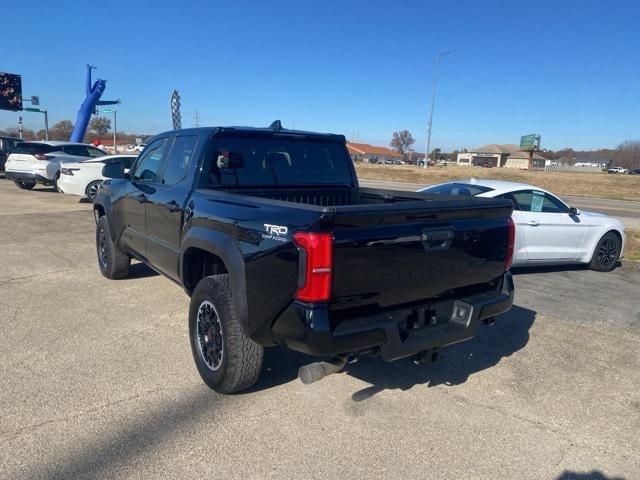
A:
[[194, 185, 513, 332], [211, 185, 506, 211]]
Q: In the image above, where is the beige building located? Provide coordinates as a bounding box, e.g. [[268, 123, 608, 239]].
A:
[[457, 144, 547, 169]]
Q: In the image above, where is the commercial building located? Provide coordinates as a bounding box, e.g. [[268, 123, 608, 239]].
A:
[[347, 142, 404, 163], [456, 144, 547, 169]]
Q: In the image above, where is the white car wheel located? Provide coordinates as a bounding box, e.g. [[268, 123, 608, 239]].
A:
[[86, 181, 103, 201]]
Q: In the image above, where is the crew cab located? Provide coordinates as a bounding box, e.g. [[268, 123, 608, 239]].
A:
[[94, 123, 515, 393]]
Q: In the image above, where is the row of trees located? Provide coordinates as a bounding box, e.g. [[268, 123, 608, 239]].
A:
[[0, 117, 112, 142], [544, 141, 640, 168]]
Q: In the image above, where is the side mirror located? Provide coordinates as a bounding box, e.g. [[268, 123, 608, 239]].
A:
[[569, 207, 580, 216], [217, 151, 244, 169], [102, 162, 126, 179]]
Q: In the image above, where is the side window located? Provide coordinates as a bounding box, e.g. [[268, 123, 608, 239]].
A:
[[62, 145, 89, 157], [541, 193, 569, 213], [510, 190, 569, 213], [62, 145, 81, 156], [161, 136, 198, 185], [116, 157, 135, 170], [510, 191, 535, 211], [86, 146, 105, 158], [132, 139, 168, 182]]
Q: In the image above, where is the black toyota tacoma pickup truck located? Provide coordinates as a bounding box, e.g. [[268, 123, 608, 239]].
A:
[[94, 123, 515, 393]]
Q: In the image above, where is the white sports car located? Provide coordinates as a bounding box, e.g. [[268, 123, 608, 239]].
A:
[[418, 179, 625, 272], [57, 154, 137, 200]]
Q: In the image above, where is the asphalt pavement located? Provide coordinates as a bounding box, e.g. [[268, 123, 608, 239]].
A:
[[0, 179, 638, 480]]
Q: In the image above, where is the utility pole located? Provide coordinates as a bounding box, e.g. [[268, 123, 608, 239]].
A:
[[43, 110, 49, 140], [193, 109, 201, 127], [113, 109, 117, 153], [97, 108, 117, 152], [23, 107, 49, 140], [424, 49, 455, 168], [23, 96, 48, 140]]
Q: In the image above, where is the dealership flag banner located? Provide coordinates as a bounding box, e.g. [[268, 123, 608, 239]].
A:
[[171, 90, 181, 130]]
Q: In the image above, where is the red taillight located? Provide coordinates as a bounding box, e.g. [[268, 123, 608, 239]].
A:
[[505, 217, 515, 271], [34, 154, 50, 160], [293, 232, 333, 303]]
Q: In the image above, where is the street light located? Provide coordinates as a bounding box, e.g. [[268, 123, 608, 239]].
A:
[[22, 95, 49, 140], [23, 107, 49, 141], [424, 49, 455, 168]]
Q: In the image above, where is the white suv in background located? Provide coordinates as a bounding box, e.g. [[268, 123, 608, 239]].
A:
[[4, 141, 106, 190], [132, 143, 147, 153]]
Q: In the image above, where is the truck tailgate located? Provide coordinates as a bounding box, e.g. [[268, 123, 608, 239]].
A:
[[328, 197, 513, 315]]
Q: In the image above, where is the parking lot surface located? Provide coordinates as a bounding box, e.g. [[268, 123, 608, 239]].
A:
[[1, 179, 639, 480]]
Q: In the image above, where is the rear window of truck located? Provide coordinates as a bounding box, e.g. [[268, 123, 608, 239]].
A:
[[208, 136, 353, 186]]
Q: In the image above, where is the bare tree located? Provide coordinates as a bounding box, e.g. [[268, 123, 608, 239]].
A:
[[390, 130, 415, 155], [429, 147, 442, 161], [613, 140, 640, 169], [49, 120, 74, 140], [89, 116, 111, 136]]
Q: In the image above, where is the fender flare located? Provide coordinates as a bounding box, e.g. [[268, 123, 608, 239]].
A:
[[93, 193, 117, 242], [180, 227, 250, 332]]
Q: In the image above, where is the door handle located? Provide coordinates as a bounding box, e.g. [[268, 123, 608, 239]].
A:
[[528, 220, 539, 226], [136, 193, 147, 203], [166, 200, 181, 212]]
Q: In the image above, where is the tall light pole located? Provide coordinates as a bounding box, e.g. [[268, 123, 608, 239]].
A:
[[424, 49, 454, 168], [113, 109, 117, 153]]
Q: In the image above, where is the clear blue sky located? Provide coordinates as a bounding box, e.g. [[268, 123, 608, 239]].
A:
[[3, 0, 639, 151]]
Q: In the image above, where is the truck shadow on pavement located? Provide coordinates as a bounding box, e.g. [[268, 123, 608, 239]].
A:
[[511, 263, 623, 275], [556, 470, 625, 480], [125, 261, 160, 279], [22, 387, 234, 480], [254, 305, 536, 400]]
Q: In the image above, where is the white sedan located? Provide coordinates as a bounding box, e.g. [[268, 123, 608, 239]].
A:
[[418, 179, 625, 272], [57, 154, 137, 200]]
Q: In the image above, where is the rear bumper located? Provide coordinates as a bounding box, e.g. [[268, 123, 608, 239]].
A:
[[4, 171, 52, 185], [272, 272, 514, 361], [56, 175, 86, 196]]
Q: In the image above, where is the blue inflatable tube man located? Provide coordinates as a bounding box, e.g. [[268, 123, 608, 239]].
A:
[[70, 65, 119, 142]]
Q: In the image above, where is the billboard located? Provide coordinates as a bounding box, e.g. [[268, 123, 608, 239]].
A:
[[520, 134, 541, 150], [0, 72, 23, 111]]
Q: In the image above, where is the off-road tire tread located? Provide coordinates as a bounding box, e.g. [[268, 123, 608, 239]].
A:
[[96, 216, 130, 279], [190, 275, 263, 393]]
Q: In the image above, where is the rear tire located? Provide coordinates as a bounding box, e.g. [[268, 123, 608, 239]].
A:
[[589, 231, 621, 272], [15, 181, 35, 190], [96, 216, 130, 279], [53, 172, 61, 192], [85, 181, 102, 201], [189, 275, 263, 394]]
